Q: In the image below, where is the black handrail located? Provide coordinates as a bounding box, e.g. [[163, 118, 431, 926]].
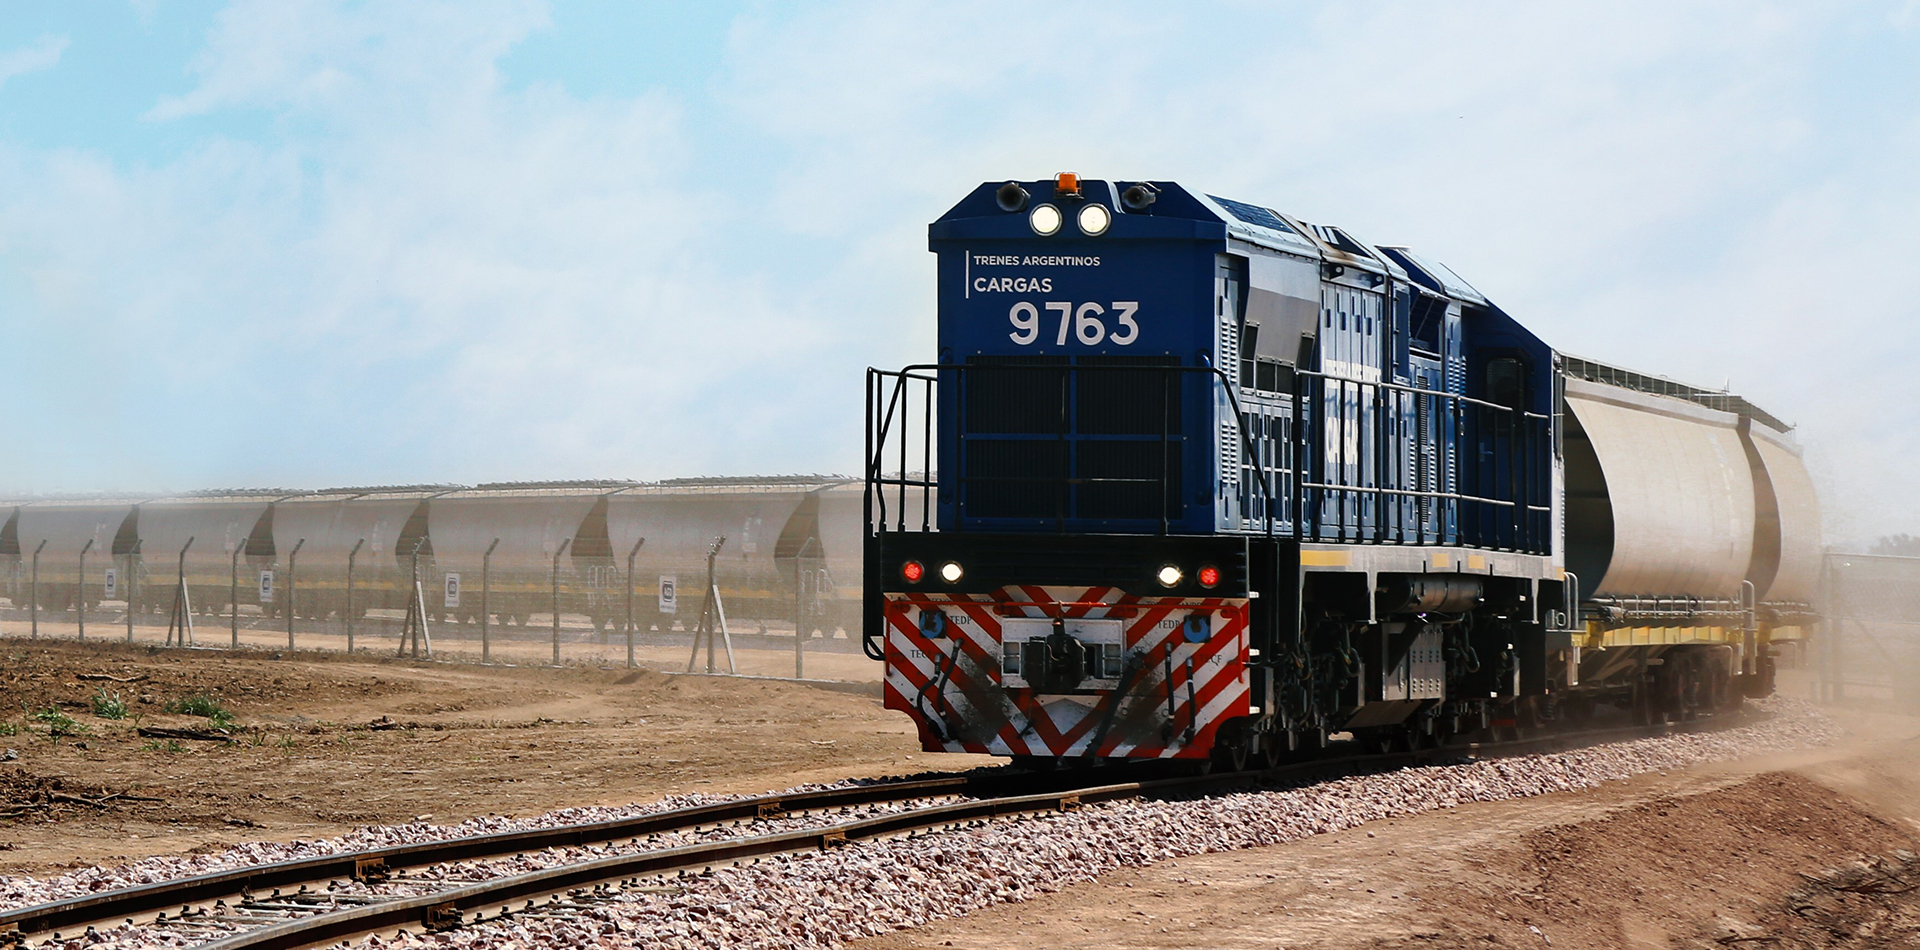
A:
[[865, 363, 1280, 538], [1293, 369, 1550, 552], [864, 361, 1551, 554]]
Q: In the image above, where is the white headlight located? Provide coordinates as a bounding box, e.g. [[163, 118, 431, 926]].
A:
[[1029, 204, 1062, 236], [1077, 203, 1111, 236], [1157, 565, 1183, 587], [940, 561, 964, 583]]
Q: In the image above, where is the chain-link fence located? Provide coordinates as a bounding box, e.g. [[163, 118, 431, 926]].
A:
[[1818, 551, 1920, 704], [0, 480, 876, 684]]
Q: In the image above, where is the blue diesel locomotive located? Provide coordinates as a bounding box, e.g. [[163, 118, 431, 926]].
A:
[[865, 175, 1818, 768]]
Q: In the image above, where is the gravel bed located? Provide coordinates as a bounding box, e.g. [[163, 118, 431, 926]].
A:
[[366, 698, 1835, 950], [81, 795, 957, 947], [15, 699, 1838, 949], [0, 778, 922, 912]]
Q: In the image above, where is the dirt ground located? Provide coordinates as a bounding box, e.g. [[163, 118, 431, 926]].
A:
[[857, 699, 1920, 950], [1, 616, 883, 683], [0, 637, 973, 877], [12, 638, 1920, 950]]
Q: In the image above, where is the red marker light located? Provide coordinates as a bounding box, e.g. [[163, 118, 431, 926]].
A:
[[1198, 565, 1220, 588], [902, 560, 925, 583]]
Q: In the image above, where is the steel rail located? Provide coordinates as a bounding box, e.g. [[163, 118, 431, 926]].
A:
[[189, 714, 1754, 950], [0, 774, 979, 942]]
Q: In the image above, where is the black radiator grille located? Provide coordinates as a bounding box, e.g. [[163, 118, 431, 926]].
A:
[[960, 356, 1184, 524]]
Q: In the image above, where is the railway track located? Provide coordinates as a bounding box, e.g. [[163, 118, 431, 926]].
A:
[[0, 714, 1756, 950]]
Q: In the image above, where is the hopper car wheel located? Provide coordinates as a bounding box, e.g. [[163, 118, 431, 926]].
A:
[[1631, 671, 1657, 726], [1637, 692, 1657, 727], [1677, 652, 1705, 720], [1711, 663, 1738, 712], [1561, 694, 1597, 723], [1658, 662, 1686, 722]]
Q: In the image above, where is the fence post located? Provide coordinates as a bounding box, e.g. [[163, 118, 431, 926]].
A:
[[30, 539, 45, 638], [794, 560, 805, 681], [794, 538, 820, 681], [481, 538, 498, 662], [77, 538, 94, 640], [346, 538, 364, 653], [285, 538, 305, 650], [230, 538, 248, 649], [1821, 550, 1838, 703], [165, 537, 195, 646], [126, 539, 142, 642], [550, 538, 572, 666], [625, 537, 644, 670], [400, 539, 433, 658]]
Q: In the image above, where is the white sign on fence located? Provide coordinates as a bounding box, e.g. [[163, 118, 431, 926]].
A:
[[259, 570, 275, 603], [658, 575, 677, 614], [444, 572, 461, 608], [104, 568, 117, 599]]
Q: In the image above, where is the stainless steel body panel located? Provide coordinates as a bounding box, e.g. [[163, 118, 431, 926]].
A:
[[1748, 424, 1821, 602], [1564, 377, 1755, 599]]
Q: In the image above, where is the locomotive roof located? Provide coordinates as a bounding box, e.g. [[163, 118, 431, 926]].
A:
[[933, 177, 1504, 299]]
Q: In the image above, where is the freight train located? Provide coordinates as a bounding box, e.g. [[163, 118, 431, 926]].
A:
[[0, 477, 863, 638], [866, 175, 1819, 768]]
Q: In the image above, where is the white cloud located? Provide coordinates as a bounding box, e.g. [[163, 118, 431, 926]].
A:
[[713, 0, 1918, 542], [0, 0, 1914, 545], [146, 0, 547, 121], [0, 34, 68, 87], [2, 1, 808, 492]]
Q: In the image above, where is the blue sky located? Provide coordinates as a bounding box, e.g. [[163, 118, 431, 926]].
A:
[[1, 1, 1917, 545]]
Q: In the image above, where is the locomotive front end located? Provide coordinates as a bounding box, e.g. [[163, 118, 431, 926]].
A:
[[878, 533, 1254, 760], [868, 176, 1259, 762]]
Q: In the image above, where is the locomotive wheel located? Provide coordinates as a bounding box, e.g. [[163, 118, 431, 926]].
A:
[[1354, 728, 1398, 755], [1210, 739, 1250, 773], [1516, 696, 1545, 735], [1292, 727, 1328, 754], [1256, 732, 1287, 768]]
